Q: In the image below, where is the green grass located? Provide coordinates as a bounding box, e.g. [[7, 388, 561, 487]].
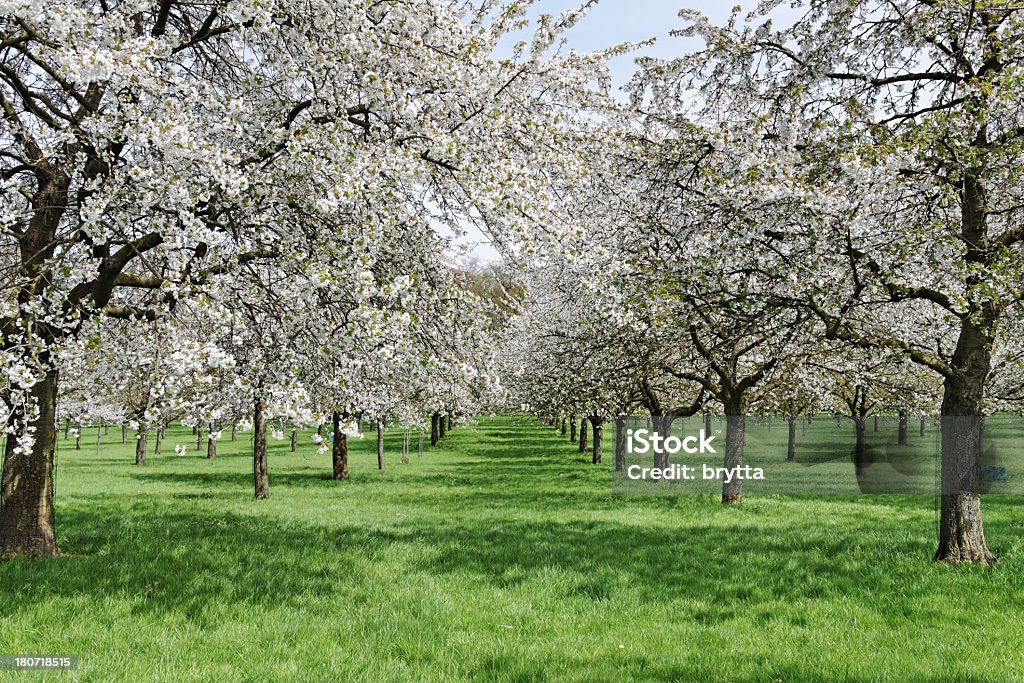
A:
[[1, 416, 1024, 681]]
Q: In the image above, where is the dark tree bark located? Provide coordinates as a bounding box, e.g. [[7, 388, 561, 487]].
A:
[[332, 410, 349, 480], [207, 430, 216, 459], [722, 409, 746, 505], [569, 414, 577, 443], [196, 424, 202, 450], [935, 301, 997, 564], [853, 415, 867, 477], [578, 417, 588, 453], [560, 418, 567, 436], [589, 416, 604, 465], [377, 419, 385, 470], [121, 423, 127, 445], [873, 415, 879, 432], [253, 398, 269, 499], [154, 425, 163, 456], [920, 416, 926, 437], [614, 416, 626, 472], [75, 423, 81, 451], [290, 428, 297, 452], [430, 413, 440, 447], [786, 415, 797, 462], [447, 414, 453, 431], [0, 369, 59, 558], [135, 426, 147, 465], [898, 410, 908, 445], [704, 412, 712, 436], [231, 423, 237, 441], [439, 413, 447, 440]]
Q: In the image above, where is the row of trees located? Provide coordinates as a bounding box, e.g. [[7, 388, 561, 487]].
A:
[[0, 0, 610, 558], [500, 1, 1024, 565]]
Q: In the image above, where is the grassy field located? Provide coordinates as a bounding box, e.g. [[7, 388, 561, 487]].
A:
[[1, 416, 1023, 681]]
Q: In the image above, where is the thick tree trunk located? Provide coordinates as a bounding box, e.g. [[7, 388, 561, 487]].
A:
[[578, 417, 588, 453], [377, 419, 385, 470], [589, 416, 603, 465], [722, 398, 746, 505], [0, 369, 59, 558], [560, 418, 567, 436], [786, 416, 797, 462], [934, 325, 996, 564], [253, 398, 269, 499], [569, 415, 577, 443], [332, 410, 349, 480], [135, 426, 147, 466], [430, 413, 440, 447], [206, 423, 216, 459], [853, 415, 867, 477], [898, 410, 908, 445], [614, 417, 626, 472], [439, 413, 447, 440]]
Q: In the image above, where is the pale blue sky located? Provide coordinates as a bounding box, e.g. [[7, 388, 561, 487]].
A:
[[510, 1, 786, 88]]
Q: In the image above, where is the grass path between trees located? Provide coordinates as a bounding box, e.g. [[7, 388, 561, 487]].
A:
[[1, 416, 1023, 681]]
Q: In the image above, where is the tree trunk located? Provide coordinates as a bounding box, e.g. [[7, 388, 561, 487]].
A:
[[75, 423, 81, 451], [578, 417, 588, 453], [614, 417, 626, 472], [569, 415, 577, 443], [196, 424, 202, 450], [154, 426, 163, 456], [0, 369, 59, 558], [560, 418, 567, 436], [439, 413, 447, 440], [704, 412, 712, 436], [332, 410, 349, 480], [121, 423, 127, 444], [253, 398, 269, 499], [377, 419, 385, 470], [231, 423, 237, 442], [135, 426, 147, 466], [873, 415, 878, 432], [853, 415, 867, 477], [447, 414, 453, 431], [430, 413, 440, 447], [207, 432, 216, 459], [589, 416, 604, 465], [920, 416, 926, 437], [934, 324, 996, 563], [898, 410, 908, 445], [722, 398, 746, 505], [290, 428, 297, 452], [786, 416, 797, 462]]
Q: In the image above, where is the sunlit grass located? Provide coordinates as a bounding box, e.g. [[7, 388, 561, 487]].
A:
[[0, 416, 1022, 681]]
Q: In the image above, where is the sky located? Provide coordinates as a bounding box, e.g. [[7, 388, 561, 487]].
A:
[[453, 1, 789, 263]]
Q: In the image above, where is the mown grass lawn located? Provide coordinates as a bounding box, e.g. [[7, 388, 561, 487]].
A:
[[1, 415, 1023, 682]]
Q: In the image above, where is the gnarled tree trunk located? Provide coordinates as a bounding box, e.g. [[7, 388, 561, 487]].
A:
[[0, 369, 59, 558]]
